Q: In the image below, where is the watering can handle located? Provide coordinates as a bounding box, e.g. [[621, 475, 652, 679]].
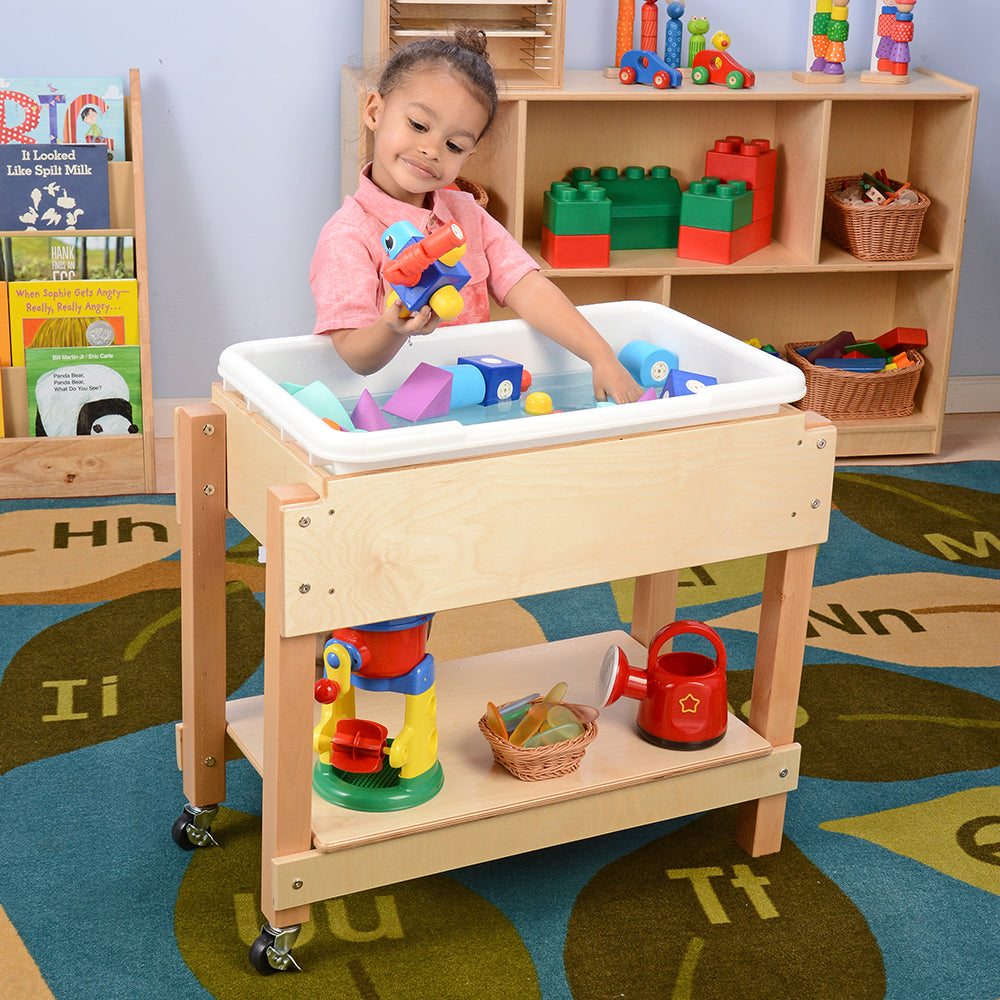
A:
[[647, 620, 726, 670]]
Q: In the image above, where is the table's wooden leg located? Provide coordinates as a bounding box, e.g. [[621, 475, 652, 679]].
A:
[[176, 404, 229, 808], [735, 543, 817, 856], [260, 484, 319, 929], [631, 570, 680, 647]]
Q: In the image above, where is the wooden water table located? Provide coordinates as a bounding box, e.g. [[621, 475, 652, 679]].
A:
[[173, 323, 835, 972]]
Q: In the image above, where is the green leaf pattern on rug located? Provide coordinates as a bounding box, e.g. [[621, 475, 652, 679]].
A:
[[833, 472, 1000, 568], [726, 663, 1000, 781], [0, 583, 263, 774], [564, 809, 885, 1000], [174, 807, 541, 998]]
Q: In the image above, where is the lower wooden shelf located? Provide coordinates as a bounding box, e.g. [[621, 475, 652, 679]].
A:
[[221, 630, 796, 907]]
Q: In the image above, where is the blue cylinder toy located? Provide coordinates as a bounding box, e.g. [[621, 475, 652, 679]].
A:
[[442, 363, 488, 408], [618, 340, 679, 388]]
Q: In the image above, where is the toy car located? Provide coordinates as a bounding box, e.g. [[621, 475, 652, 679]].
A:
[[618, 50, 683, 90], [691, 49, 755, 89]]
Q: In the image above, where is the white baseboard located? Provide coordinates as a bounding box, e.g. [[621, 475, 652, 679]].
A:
[[153, 379, 999, 438], [945, 376, 1000, 413]]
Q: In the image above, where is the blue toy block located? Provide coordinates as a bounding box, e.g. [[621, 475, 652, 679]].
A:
[[383, 363, 453, 421], [618, 340, 679, 388], [457, 354, 523, 405], [662, 369, 719, 397], [813, 357, 886, 372], [290, 380, 356, 430]]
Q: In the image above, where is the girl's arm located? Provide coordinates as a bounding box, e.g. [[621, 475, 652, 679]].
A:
[[328, 300, 440, 376], [503, 270, 644, 403]]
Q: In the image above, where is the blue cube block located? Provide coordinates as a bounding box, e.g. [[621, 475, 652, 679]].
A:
[[662, 369, 718, 397], [457, 354, 523, 405]]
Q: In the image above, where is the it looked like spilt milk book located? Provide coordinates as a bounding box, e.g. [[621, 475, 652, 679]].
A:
[[0, 143, 110, 230], [0, 78, 126, 160]]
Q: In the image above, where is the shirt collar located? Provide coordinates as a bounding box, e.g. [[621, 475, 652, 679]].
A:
[[355, 163, 450, 232]]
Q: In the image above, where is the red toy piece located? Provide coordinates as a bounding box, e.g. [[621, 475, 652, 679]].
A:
[[541, 227, 611, 268], [383, 221, 465, 286], [876, 326, 927, 352]]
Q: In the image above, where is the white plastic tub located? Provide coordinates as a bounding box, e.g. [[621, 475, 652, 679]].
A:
[[218, 301, 805, 475]]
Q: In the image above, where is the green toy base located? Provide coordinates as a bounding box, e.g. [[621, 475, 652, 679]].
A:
[[312, 752, 444, 812]]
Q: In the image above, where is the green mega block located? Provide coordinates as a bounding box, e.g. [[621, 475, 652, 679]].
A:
[[566, 165, 681, 249], [680, 178, 754, 232], [542, 182, 612, 235]]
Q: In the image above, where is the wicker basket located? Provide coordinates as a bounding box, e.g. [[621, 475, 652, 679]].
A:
[[453, 175, 489, 207], [478, 716, 598, 781], [822, 176, 930, 261], [785, 342, 924, 420]]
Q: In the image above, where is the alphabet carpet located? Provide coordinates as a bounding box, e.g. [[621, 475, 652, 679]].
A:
[[1, 462, 998, 998]]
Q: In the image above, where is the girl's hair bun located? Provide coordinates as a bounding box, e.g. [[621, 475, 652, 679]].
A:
[[453, 26, 490, 60]]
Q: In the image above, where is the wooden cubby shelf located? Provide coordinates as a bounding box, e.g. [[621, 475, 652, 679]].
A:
[[343, 65, 978, 457], [0, 68, 156, 497]]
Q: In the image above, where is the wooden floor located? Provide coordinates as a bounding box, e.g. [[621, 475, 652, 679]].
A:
[[153, 410, 1000, 495]]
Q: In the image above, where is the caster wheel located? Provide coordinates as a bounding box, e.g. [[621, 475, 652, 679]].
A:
[[249, 931, 281, 975], [171, 814, 197, 850]]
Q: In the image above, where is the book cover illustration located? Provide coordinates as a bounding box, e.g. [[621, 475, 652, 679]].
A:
[[0, 143, 110, 230], [0, 78, 126, 160], [2, 234, 134, 280], [26, 344, 141, 437], [7, 279, 138, 367]]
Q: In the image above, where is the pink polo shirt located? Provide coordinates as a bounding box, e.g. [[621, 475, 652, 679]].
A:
[[310, 166, 539, 334]]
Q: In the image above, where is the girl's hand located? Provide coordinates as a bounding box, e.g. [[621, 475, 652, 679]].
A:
[[384, 298, 442, 338], [592, 358, 645, 404]]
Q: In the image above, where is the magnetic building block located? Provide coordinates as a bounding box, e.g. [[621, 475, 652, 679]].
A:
[[457, 354, 524, 405], [618, 339, 679, 388]]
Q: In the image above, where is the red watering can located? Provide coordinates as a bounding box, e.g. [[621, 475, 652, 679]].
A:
[[598, 620, 728, 749]]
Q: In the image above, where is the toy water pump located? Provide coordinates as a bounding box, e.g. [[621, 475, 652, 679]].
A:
[[598, 620, 728, 750], [312, 614, 443, 811]]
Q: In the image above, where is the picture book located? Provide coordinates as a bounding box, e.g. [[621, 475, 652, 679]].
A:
[[26, 343, 141, 437], [2, 234, 134, 280], [7, 279, 138, 367], [0, 143, 110, 230], [0, 78, 126, 161]]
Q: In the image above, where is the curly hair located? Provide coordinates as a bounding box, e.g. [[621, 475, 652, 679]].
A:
[[378, 27, 499, 135]]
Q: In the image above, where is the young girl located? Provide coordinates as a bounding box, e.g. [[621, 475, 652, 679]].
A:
[[310, 29, 644, 404]]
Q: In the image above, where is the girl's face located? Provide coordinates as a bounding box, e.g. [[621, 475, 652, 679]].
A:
[[364, 67, 490, 208]]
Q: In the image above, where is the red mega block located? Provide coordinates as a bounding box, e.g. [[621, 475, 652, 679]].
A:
[[705, 136, 777, 191], [677, 215, 772, 264], [540, 227, 610, 268]]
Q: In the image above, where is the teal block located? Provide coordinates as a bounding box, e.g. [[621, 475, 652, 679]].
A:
[[680, 178, 753, 232], [542, 182, 612, 236], [289, 380, 356, 430]]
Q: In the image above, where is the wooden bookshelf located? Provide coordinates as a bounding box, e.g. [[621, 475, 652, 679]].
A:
[[343, 66, 978, 457], [0, 68, 156, 497]]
